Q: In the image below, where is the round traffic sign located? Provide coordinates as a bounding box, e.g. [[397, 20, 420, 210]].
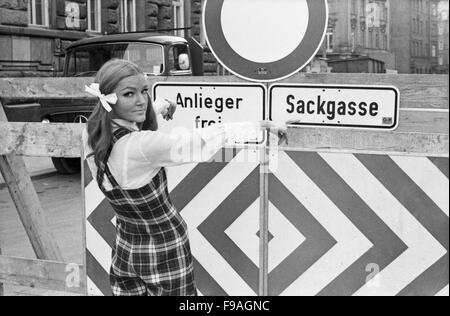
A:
[[203, 0, 328, 82]]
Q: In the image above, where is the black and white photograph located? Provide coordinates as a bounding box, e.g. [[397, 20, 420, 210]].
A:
[[0, 0, 448, 302]]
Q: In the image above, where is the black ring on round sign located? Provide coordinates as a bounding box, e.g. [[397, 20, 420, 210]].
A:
[[204, 0, 328, 82]]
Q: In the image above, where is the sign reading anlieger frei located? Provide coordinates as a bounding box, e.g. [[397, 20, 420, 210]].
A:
[[270, 84, 400, 130], [153, 82, 266, 144], [203, 0, 328, 82]]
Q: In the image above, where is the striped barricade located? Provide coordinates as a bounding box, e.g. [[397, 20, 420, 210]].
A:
[[267, 151, 448, 296], [84, 149, 448, 296]]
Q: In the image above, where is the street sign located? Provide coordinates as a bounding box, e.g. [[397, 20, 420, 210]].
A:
[[269, 84, 400, 130], [153, 82, 266, 144], [203, 0, 328, 82]]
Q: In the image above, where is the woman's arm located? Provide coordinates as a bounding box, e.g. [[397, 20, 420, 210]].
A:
[[135, 124, 228, 168], [132, 121, 286, 168]]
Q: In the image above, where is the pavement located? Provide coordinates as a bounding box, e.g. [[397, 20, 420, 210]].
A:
[[0, 157, 57, 188], [0, 157, 82, 296]]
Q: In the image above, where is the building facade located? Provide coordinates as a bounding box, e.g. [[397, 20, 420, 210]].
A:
[[1, 0, 448, 77], [324, 0, 396, 71], [436, 1, 449, 73], [324, 0, 448, 73], [390, 0, 441, 73], [0, 0, 215, 77]]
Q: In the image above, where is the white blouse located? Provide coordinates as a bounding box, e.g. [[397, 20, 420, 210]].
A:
[[82, 108, 261, 191]]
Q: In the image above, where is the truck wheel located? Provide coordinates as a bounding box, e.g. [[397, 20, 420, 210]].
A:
[[52, 157, 81, 174]]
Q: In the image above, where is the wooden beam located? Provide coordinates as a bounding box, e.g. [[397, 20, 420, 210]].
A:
[[0, 122, 84, 157], [0, 106, 63, 261], [277, 73, 449, 110], [0, 74, 447, 157], [0, 247, 3, 296], [0, 155, 63, 261], [280, 127, 449, 157], [0, 255, 85, 295], [0, 121, 447, 157], [0, 74, 448, 110]]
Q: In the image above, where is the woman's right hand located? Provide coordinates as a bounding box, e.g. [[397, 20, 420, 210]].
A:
[[162, 99, 177, 121], [259, 121, 289, 146]]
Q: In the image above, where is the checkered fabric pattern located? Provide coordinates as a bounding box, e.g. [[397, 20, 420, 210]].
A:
[[95, 128, 197, 296]]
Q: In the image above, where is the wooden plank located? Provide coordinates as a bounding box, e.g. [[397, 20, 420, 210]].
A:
[[279, 127, 449, 157], [0, 255, 85, 295], [397, 109, 449, 134], [276, 73, 449, 110], [0, 74, 448, 110], [259, 133, 270, 296], [0, 76, 251, 100], [0, 122, 447, 157], [0, 106, 63, 261], [0, 247, 3, 296], [0, 122, 83, 157]]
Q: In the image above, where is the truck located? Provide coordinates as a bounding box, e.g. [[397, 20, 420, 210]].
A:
[[1, 32, 204, 174]]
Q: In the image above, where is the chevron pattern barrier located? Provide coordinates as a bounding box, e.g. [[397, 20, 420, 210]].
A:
[[269, 151, 448, 296], [84, 149, 449, 296]]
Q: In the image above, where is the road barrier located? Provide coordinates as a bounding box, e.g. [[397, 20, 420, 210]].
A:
[[0, 74, 448, 296]]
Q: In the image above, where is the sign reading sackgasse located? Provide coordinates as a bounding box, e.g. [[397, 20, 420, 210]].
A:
[[153, 82, 266, 144], [269, 84, 400, 130]]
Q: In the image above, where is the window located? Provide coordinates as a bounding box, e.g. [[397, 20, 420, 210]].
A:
[[28, 0, 49, 27], [120, 0, 136, 32], [326, 32, 334, 53], [87, 0, 101, 32], [351, 0, 357, 14], [173, 0, 185, 37], [65, 42, 164, 76], [432, 4, 438, 16], [432, 44, 437, 57]]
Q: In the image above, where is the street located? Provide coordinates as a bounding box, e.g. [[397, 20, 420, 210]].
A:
[[0, 159, 83, 296]]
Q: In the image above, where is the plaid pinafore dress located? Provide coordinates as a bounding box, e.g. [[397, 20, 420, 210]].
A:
[[96, 127, 196, 296]]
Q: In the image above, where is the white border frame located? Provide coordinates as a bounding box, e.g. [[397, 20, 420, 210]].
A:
[[269, 83, 401, 131]]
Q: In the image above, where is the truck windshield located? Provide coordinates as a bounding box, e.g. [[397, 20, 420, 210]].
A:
[[65, 42, 164, 76]]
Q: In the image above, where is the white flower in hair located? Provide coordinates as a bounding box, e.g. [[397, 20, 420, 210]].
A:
[[85, 83, 118, 112]]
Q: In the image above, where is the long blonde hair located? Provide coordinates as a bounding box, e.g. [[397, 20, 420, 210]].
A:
[[87, 59, 157, 168]]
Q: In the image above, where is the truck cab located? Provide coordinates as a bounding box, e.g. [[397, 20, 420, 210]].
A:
[[64, 33, 195, 78]]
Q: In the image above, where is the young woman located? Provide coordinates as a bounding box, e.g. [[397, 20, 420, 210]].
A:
[[83, 59, 286, 296]]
